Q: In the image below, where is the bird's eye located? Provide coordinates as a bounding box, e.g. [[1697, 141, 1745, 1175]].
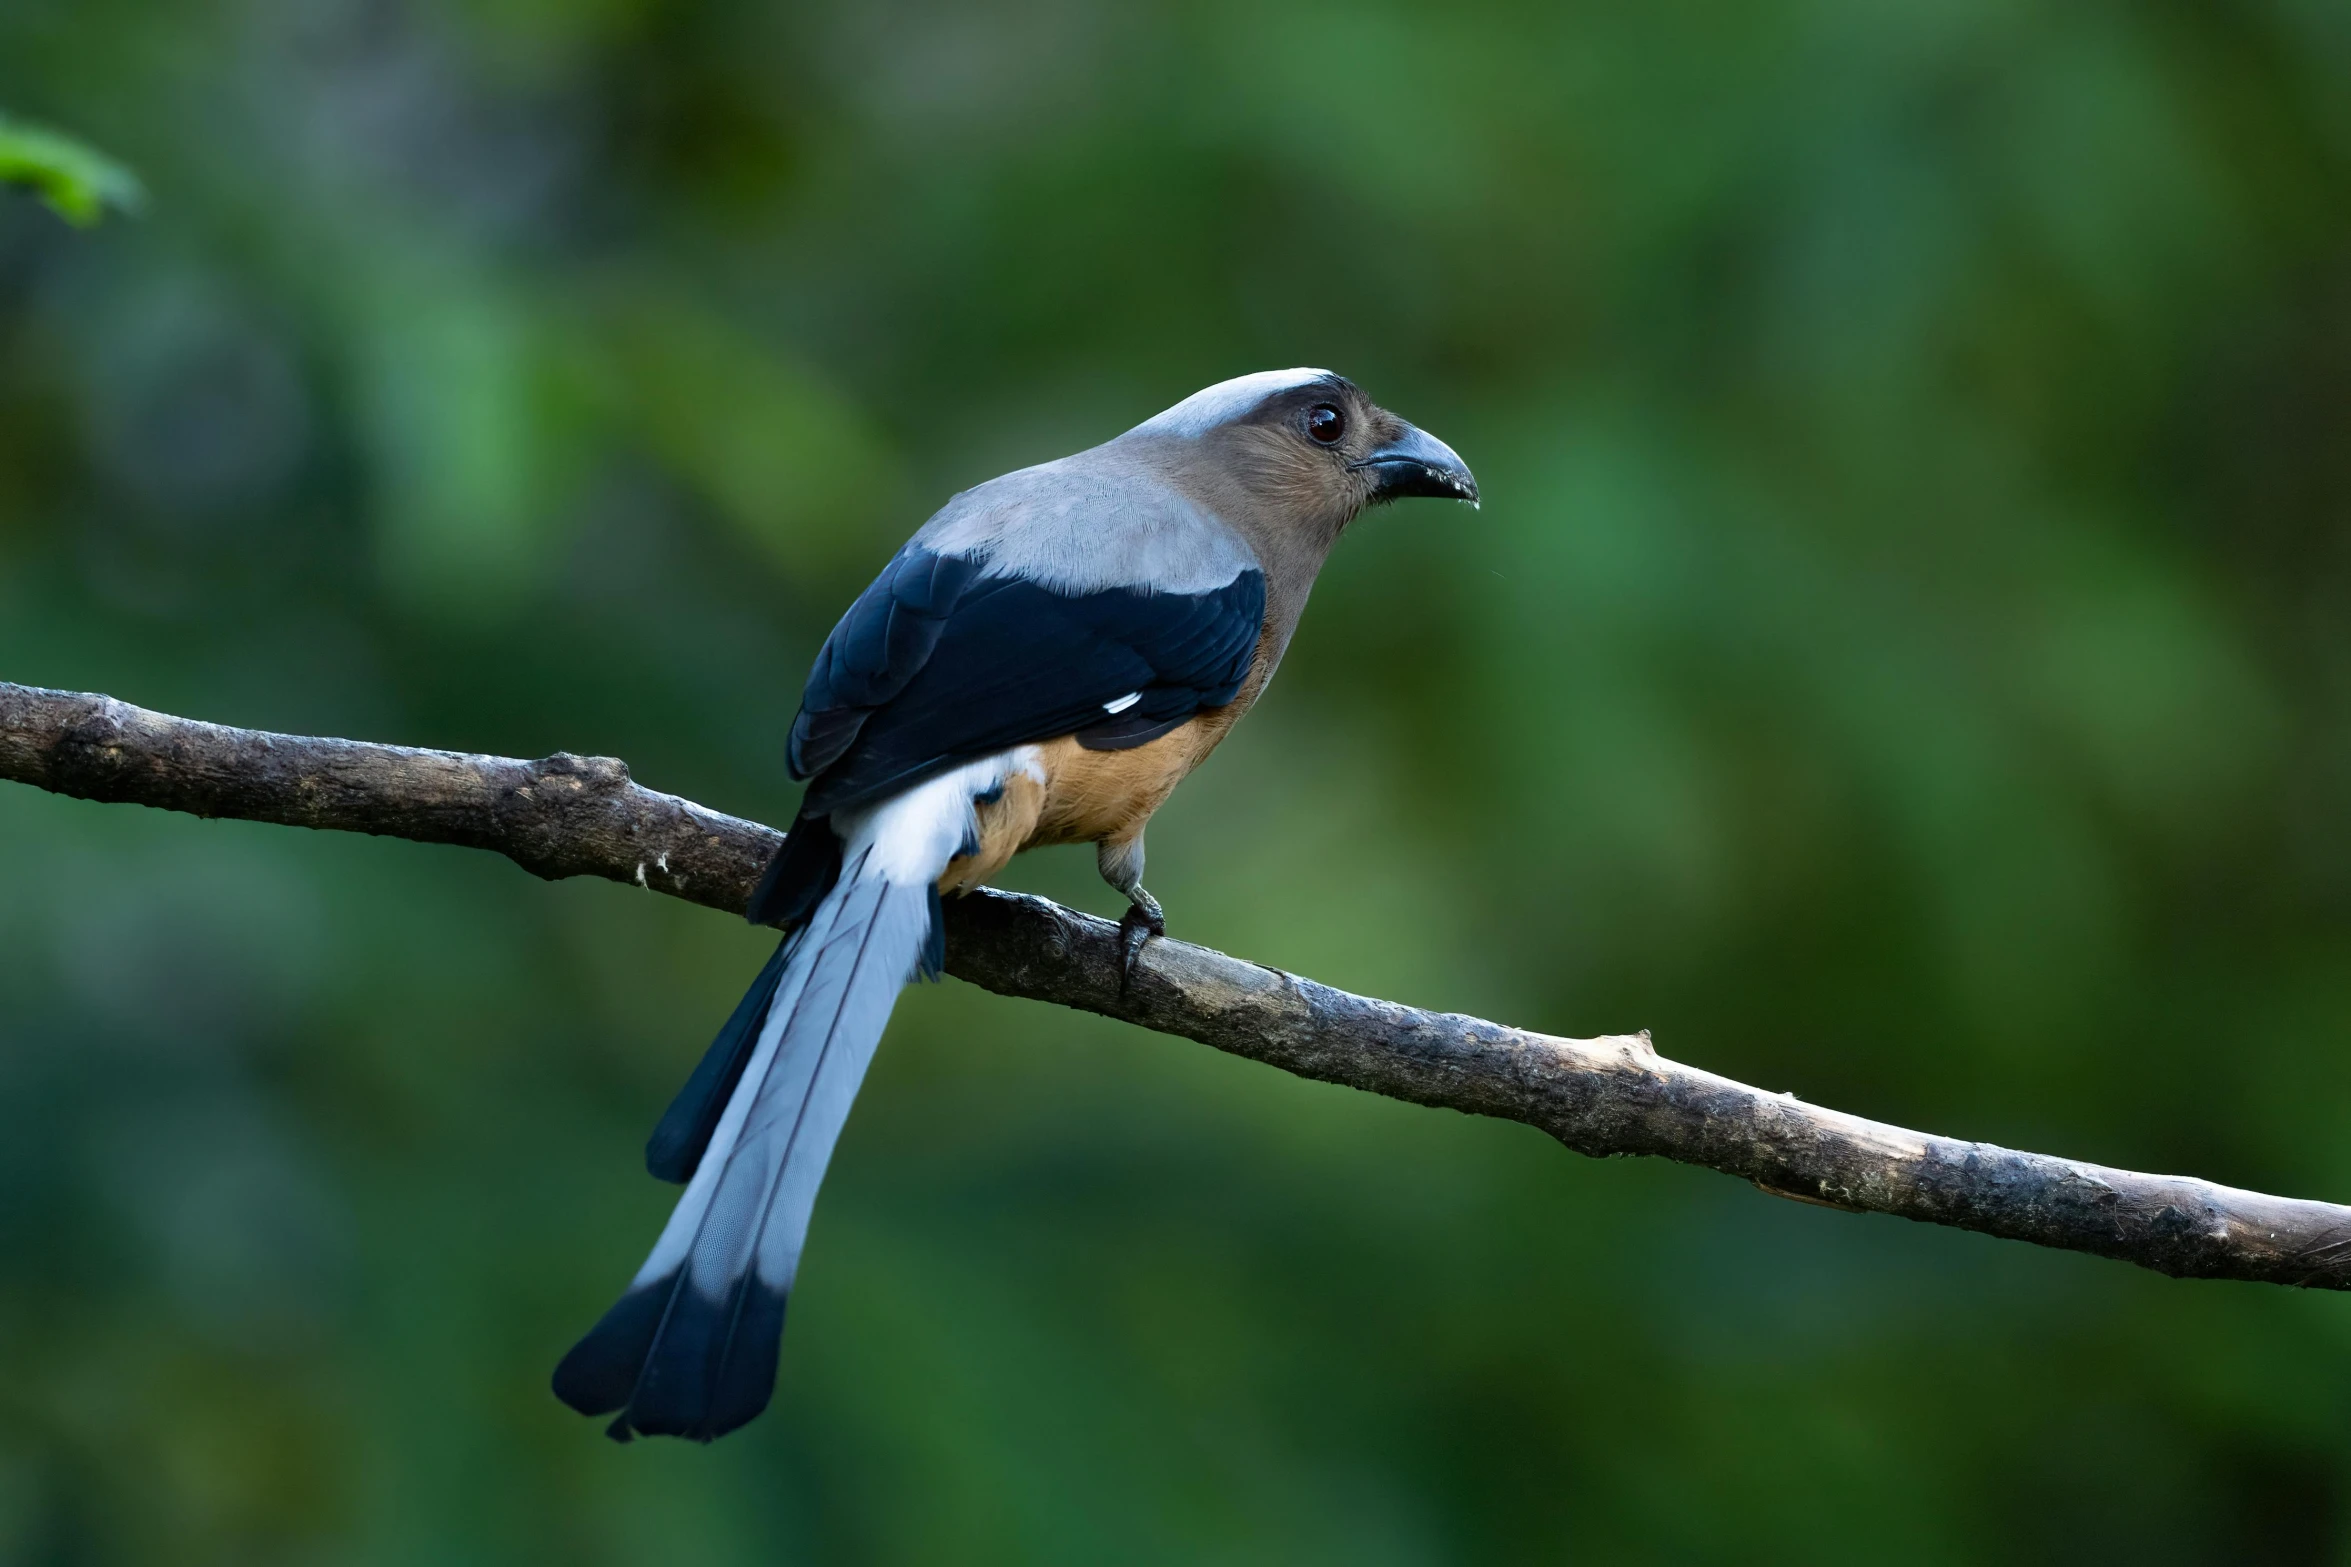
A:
[[1305, 404, 1346, 445]]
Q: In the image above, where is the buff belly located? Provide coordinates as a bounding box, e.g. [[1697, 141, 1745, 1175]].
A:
[[936, 718, 1228, 897]]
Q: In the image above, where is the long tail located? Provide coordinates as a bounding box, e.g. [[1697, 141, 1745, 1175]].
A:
[[552, 755, 1017, 1442]]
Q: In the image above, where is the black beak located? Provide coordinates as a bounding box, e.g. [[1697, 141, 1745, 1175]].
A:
[[1351, 421, 1478, 506]]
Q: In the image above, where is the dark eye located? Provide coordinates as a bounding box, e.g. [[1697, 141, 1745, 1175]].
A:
[[1305, 404, 1346, 445]]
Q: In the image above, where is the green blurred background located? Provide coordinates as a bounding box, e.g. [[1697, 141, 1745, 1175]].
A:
[[3, 0, 2350, 1560]]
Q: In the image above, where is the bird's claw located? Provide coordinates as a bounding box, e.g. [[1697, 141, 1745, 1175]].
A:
[[1116, 899, 1165, 998]]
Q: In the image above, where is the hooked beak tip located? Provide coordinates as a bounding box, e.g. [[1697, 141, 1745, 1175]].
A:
[[1351, 422, 1479, 508]]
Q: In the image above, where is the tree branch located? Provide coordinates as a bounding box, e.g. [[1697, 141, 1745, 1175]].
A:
[[7, 678, 2348, 1290]]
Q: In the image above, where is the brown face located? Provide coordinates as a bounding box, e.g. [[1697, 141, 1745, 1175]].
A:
[[1211, 376, 1478, 535]]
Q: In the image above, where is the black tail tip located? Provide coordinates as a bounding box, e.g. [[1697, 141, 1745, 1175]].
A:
[[552, 1284, 666, 1420], [553, 1275, 789, 1444]]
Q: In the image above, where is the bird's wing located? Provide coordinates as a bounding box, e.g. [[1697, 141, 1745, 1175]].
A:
[[786, 541, 1266, 819]]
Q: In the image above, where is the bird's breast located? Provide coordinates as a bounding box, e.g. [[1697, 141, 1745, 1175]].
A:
[[937, 705, 1259, 898], [935, 627, 1281, 898], [933, 725, 1196, 896]]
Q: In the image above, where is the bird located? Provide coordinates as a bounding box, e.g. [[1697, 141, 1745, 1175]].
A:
[[551, 368, 1478, 1442]]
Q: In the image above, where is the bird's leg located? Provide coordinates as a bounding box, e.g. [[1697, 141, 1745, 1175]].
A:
[[1115, 887, 1165, 990], [1098, 834, 1163, 995]]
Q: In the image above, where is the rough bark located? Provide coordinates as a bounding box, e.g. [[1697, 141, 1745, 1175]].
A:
[[7, 678, 2348, 1290]]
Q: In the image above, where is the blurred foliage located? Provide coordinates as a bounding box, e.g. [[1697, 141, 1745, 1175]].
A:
[[2, 0, 2351, 1561], [0, 113, 141, 228]]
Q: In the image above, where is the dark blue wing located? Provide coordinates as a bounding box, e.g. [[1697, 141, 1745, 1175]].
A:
[[787, 546, 1266, 819], [787, 548, 982, 782], [741, 543, 1263, 930]]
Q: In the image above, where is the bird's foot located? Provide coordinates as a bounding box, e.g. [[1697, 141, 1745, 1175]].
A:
[[1116, 891, 1165, 999]]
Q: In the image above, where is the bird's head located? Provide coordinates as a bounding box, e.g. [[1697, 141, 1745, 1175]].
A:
[[1124, 368, 1478, 546]]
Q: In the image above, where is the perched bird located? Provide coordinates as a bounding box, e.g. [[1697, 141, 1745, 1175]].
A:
[[552, 369, 1477, 1442]]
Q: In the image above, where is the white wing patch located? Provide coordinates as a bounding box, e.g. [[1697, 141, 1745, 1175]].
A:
[[1103, 692, 1142, 715]]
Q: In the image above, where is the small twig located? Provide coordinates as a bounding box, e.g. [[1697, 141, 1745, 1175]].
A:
[[6, 678, 2348, 1291]]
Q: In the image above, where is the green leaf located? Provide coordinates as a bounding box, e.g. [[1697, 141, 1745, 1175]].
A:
[[0, 113, 144, 227]]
